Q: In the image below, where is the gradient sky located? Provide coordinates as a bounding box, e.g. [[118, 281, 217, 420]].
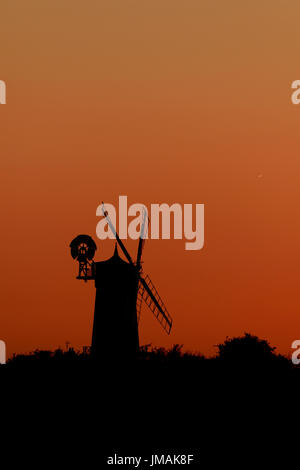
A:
[[1, 1, 300, 357]]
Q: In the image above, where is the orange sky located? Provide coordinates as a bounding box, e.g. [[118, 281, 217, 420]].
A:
[[1, 1, 300, 358]]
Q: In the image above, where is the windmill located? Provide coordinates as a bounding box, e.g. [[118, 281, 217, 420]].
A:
[[69, 203, 173, 359]]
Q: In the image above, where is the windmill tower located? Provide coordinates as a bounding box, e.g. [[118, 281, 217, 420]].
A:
[[69, 203, 173, 360]]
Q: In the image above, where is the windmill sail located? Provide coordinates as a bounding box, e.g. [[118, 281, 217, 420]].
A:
[[101, 202, 173, 335], [139, 274, 173, 334], [136, 208, 148, 271], [101, 202, 134, 265], [136, 284, 144, 324]]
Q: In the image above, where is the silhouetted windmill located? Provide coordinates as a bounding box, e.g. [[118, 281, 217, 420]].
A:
[[69, 203, 173, 359]]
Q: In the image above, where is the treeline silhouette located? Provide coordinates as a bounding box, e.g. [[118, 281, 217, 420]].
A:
[[3, 332, 297, 376]]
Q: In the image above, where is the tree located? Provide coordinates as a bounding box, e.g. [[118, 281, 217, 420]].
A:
[[216, 332, 279, 367]]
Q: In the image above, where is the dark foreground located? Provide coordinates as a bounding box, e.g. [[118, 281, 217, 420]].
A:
[[1, 334, 298, 467]]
